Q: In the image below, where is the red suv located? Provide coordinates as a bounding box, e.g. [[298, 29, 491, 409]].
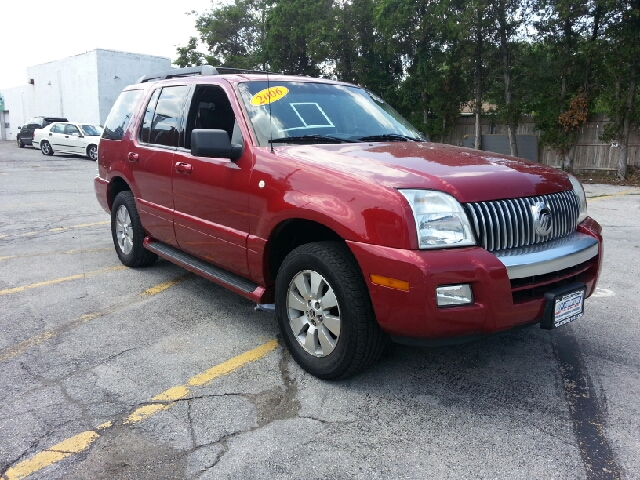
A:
[[95, 66, 602, 379]]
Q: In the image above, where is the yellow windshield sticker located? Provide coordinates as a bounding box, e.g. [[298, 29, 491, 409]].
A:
[[251, 86, 289, 106]]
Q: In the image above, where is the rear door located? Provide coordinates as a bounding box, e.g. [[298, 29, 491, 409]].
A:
[[48, 123, 66, 150], [129, 85, 190, 246], [172, 83, 252, 277]]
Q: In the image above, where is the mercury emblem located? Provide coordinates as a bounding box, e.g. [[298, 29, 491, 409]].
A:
[[531, 202, 553, 236]]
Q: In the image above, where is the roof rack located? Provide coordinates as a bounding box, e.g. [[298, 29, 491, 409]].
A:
[[136, 65, 271, 84]]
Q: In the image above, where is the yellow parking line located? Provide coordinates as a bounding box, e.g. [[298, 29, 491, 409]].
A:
[[0, 247, 111, 262], [588, 190, 639, 201], [0, 266, 126, 296], [1, 221, 110, 240], [48, 221, 110, 232], [0, 274, 192, 362], [141, 273, 192, 295], [1, 340, 278, 480], [3, 431, 100, 480]]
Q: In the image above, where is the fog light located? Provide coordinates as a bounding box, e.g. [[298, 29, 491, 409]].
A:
[[436, 284, 473, 307]]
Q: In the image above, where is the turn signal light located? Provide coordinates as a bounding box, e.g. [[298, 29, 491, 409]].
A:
[[370, 274, 410, 292]]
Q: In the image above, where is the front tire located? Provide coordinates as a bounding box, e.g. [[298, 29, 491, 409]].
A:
[[41, 141, 54, 156], [87, 144, 98, 161], [111, 191, 157, 267], [275, 242, 386, 379]]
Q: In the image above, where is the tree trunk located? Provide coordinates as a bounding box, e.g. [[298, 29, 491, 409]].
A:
[[562, 144, 576, 173], [617, 58, 637, 180], [474, 10, 483, 151], [507, 123, 518, 157], [498, 0, 517, 157]]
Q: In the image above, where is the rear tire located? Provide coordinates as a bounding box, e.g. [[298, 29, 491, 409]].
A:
[[111, 191, 157, 267], [275, 241, 386, 379], [41, 141, 54, 156], [18, 138, 25, 148]]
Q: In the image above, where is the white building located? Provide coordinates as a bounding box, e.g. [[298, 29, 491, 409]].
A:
[[0, 49, 171, 141]]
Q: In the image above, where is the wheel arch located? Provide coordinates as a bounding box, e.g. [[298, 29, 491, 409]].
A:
[[108, 176, 131, 211], [265, 218, 343, 284]]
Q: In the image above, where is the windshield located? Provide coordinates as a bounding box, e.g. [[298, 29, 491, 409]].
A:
[[81, 124, 103, 136], [237, 81, 424, 146]]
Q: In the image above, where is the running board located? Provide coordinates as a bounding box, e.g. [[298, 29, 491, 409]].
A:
[[144, 238, 267, 303]]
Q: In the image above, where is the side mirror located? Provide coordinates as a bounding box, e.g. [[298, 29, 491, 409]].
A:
[[191, 129, 242, 160], [18, 126, 21, 130]]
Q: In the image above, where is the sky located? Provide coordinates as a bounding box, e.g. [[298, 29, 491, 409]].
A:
[[0, 0, 216, 89]]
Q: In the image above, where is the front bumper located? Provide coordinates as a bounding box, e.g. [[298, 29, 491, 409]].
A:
[[347, 217, 602, 340]]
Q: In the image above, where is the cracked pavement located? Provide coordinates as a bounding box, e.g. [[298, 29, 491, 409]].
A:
[[1, 142, 639, 479]]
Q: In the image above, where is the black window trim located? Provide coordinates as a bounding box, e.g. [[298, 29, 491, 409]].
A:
[[137, 84, 191, 151]]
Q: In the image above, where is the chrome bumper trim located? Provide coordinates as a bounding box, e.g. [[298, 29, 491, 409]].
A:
[[494, 232, 599, 279]]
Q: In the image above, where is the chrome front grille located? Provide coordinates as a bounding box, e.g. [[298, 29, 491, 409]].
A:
[[464, 191, 580, 252]]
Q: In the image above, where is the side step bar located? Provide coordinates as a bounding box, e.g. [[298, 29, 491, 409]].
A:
[[144, 238, 268, 303]]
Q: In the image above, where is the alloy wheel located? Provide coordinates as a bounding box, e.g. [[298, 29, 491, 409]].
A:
[[115, 205, 133, 255], [287, 270, 341, 357]]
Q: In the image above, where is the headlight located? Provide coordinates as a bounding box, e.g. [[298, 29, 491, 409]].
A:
[[568, 175, 588, 223], [399, 189, 476, 249]]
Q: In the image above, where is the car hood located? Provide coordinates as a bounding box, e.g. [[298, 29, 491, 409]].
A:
[[276, 142, 572, 203]]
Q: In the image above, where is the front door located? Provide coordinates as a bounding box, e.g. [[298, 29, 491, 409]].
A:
[[172, 84, 252, 277], [62, 124, 84, 154]]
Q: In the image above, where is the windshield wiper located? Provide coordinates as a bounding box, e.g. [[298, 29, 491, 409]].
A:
[[357, 133, 421, 142], [268, 134, 357, 144]]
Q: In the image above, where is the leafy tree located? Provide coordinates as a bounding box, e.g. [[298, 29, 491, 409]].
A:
[[265, 0, 334, 75], [175, 37, 213, 68], [595, 0, 639, 179], [485, 0, 531, 157], [528, 0, 604, 171], [375, 0, 473, 141]]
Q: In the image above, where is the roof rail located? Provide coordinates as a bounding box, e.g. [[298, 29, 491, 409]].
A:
[[136, 65, 271, 84]]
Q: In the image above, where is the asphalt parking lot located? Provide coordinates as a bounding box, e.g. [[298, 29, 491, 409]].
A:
[[0, 140, 639, 480]]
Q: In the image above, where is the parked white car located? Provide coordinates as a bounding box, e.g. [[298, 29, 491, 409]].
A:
[[33, 122, 103, 160]]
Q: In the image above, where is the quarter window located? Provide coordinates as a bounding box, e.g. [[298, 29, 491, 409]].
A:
[[103, 89, 144, 141]]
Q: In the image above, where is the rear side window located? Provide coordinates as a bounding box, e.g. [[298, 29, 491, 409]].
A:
[[142, 86, 190, 148], [103, 89, 144, 140], [51, 124, 63, 133]]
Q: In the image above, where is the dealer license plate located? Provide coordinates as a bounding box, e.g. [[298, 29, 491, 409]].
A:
[[553, 289, 585, 328], [540, 283, 587, 330]]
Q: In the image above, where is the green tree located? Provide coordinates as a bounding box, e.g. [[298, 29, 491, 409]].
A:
[[529, 0, 603, 171], [175, 37, 213, 68], [265, 0, 334, 75], [375, 0, 473, 141], [595, 0, 639, 179]]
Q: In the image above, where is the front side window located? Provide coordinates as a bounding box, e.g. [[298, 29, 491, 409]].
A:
[[103, 89, 144, 140], [148, 86, 190, 148], [184, 85, 240, 150], [236, 81, 424, 146], [81, 125, 103, 136], [65, 124, 80, 136]]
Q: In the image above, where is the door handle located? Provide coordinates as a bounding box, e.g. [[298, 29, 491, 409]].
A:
[[128, 152, 139, 162], [175, 162, 192, 174], [49, 133, 52, 136], [65, 135, 69, 138]]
